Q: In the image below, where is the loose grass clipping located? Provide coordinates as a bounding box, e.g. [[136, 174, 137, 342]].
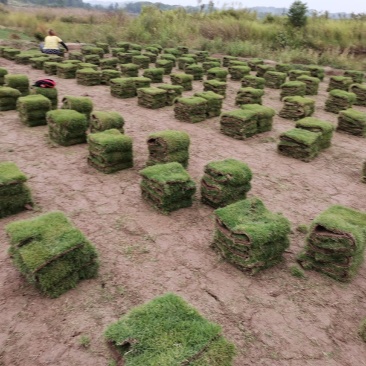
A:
[[104, 292, 236, 366], [6, 211, 99, 298]]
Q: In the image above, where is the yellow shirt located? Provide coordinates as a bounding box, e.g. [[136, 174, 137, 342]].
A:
[[44, 35, 62, 49]]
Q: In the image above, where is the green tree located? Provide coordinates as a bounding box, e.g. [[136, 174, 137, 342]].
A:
[[287, 1, 308, 27]]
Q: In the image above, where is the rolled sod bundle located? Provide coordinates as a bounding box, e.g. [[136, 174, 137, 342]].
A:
[[202, 61, 221, 73], [337, 108, 366, 137], [327, 76, 353, 92], [117, 52, 134, 63], [61, 95, 93, 121], [90, 111, 124, 133], [101, 69, 121, 85], [295, 117, 334, 150], [241, 103, 276, 133], [56, 63, 78, 79], [278, 128, 321, 162], [87, 129, 133, 173], [207, 67, 228, 82], [68, 51, 83, 61], [344, 70, 364, 83], [288, 69, 311, 81], [137, 87, 167, 109], [142, 68, 164, 83], [81, 45, 104, 58], [264, 71, 287, 89], [95, 42, 109, 54], [105, 293, 235, 365], [280, 81, 306, 100], [77, 62, 98, 70], [170, 73, 194, 91], [140, 162, 196, 213], [47, 109, 88, 146], [120, 63, 139, 77], [110, 77, 136, 98], [296, 75, 320, 95], [279, 96, 315, 120], [0, 67, 8, 85], [2, 48, 21, 60], [349, 83, 366, 106], [174, 96, 207, 123], [305, 65, 325, 81], [163, 47, 181, 57], [155, 59, 173, 75], [76, 68, 102, 86], [43, 61, 59, 76], [30, 56, 50, 70], [229, 65, 251, 81], [16, 94, 51, 127], [362, 162, 366, 183], [177, 56, 196, 70], [220, 109, 258, 139], [297, 205, 366, 282], [142, 51, 157, 63], [5, 74, 29, 96], [256, 64, 275, 78], [157, 84, 183, 106], [99, 57, 118, 70], [159, 53, 176, 67], [146, 130, 190, 167], [145, 46, 160, 55], [248, 58, 264, 71], [212, 197, 291, 273], [6, 211, 99, 298], [241, 75, 265, 89], [275, 63, 292, 73], [201, 158, 252, 208], [132, 55, 150, 69], [0, 87, 21, 111], [194, 91, 224, 118], [194, 50, 209, 62], [325, 89, 356, 114], [235, 87, 264, 106], [184, 64, 204, 80], [30, 86, 58, 110], [203, 79, 227, 97], [0, 161, 33, 218]]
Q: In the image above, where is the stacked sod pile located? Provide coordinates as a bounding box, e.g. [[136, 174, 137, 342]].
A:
[[16, 95, 51, 127], [96, 42, 109, 53], [203, 80, 227, 97], [349, 84, 366, 106], [344, 70, 364, 83], [171, 73, 193, 91], [2, 48, 21, 60], [6, 211, 99, 298], [223, 55, 238, 66], [362, 162, 366, 183], [47, 110, 88, 146], [185, 64, 204, 80], [207, 67, 228, 81], [99, 58, 118, 70], [0, 162, 33, 218], [202, 61, 221, 72], [337, 109, 366, 137], [5, 74, 29, 96], [325, 89, 356, 114], [177, 56, 196, 70], [116, 52, 133, 63], [194, 91, 224, 117], [278, 128, 321, 162], [0, 67, 8, 85], [296, 75, 320, 95], [288, 69, 310, 81], [279, 96, 315, 120], [77, 62, 98, 70], [130, 76, 151, 89], [68, 51, 83, 61], [359, 318, 366, 342], [264, 71, 287, 89], [120, 63, 139, 77], [235, 87, 264, 106], [61, 96, 93, 122], [280, 81, 306, 100], [110, 78, 136, 98], [297, 205, 366, 281], [146, 130, 190, 167], [295, 117, 334, 149], [132, 55, 150, 69], [195, 50, 209, 62], [241, 75, 265, 89], [229, 60, 248, 67], [101, 69, 121, 85], [0, 87, 21, 111], [43, 62, 59, 76], [15, 51, 40, 65], [201, 159, 252, 208], [157, 84, 183, 105], [140, 162, 196, 213], [327, 76, 353, 92], [164, 47, 181, 57], [275, 63, 292, 73], [174, 96, 207, 123], [256, 64, 275, 78], [305, 65, 325, 80], [90, 111, 125, 133], [30, 56, 50, 70], [137, 87, 167, 109], [220, 109, 258, 139], [57, 63, 78, 79], [81, 45, 104, 58], [104, 293, 236, 365], [76, 68, 102, 86], [241, 104, 275, 133], [229, 65, 251, 81], [143, 52, 157, 63], [142, 68, 164, 83], [87, 129, 133, 173], [212, 197, 291, 273], [160, 53, 177, 66], [30, 86, 58, 110], [155, 59, 173, 75], [248, 58, 264, 71]]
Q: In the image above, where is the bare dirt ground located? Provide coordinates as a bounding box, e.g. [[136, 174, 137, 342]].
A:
[[0, 55, 366, 366]]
